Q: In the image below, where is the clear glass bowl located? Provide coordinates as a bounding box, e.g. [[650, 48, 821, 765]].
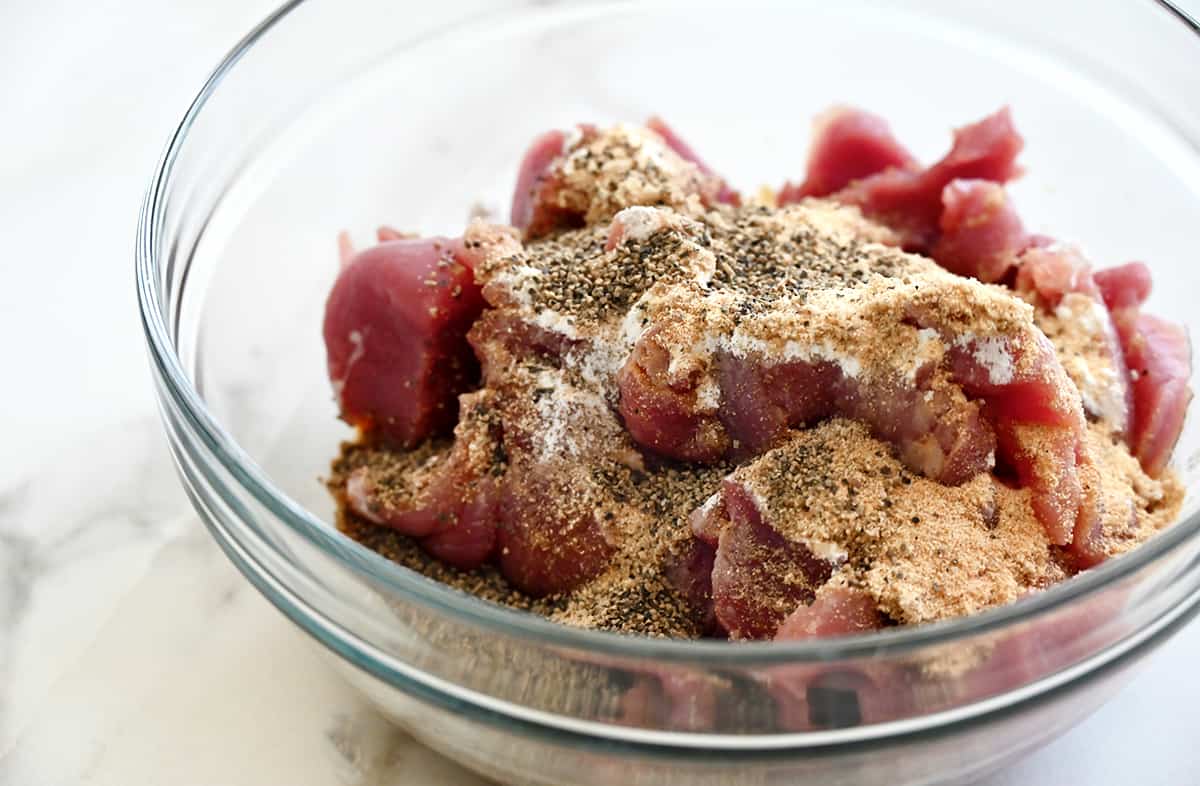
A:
[[137, 2, 1200, 784]]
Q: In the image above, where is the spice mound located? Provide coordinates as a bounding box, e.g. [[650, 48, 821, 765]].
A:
[[323, 109, 1189, 641]]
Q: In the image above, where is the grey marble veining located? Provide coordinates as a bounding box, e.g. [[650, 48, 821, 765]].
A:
[[0, 417, 190, 748], [0, 486, 34, 625], [0, 493, 35, 741]]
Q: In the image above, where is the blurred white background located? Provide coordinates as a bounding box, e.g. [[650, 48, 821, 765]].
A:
[[1, 2, 1199, 785], [0, 0, 278, 481], [0, 0, 275, 743]]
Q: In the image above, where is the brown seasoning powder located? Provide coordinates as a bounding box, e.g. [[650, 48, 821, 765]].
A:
[[328, 127, 1184, 638]]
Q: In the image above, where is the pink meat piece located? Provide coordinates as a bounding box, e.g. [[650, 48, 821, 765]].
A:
[[1114, 310, 1193, 476], [831, 108, 1023, 250], [510, 122, 726, 240], [509, 124, 616, 238], [616, 670, 718, 732], [1003, 423, 1082, 546], [615, 678, 660, 727], [775, 587, 885, 641], [346, 468, 441, 537], [763, 638, 910, 729], [1066, 463, 1110, 570], [323, 237, 484, 446], [496, 464, 615, 597], [767, 577, 1117, 727], [1015, 245, 1101, 305], [942, 331, 1090, 545], [689, 492, 726, 545], [960, 589, 1124, 703], [931, 180, 1029, 283], [510, 129, 569, 233], [769, 665, 899, 731], [337, 231, 356, 267], [657, 671, 718, 731], [604, 205, 696, 251], [623, 311, 1089, 544], [709, 480, 838, 639], [836, 367, 996, 486], [617, 326, 730, 462], [341, 389, 506, 572], [662, 493, 723, 635], [344, 444, 501, 571], [1094, 262, 1153, 311], [945, 333, 1079, 428], [627, 347, 996, 487], [714, 355, 840, 460], [1023, 249, 1188, 476], [645, 116, 740, 205], [778, 106, 917, 203], [930, 108, 1023, 178], [662, 537, 718, 635], [467, 310, 579, 378], [421, 485, 500, 567], [375, 225, 416, 243], [1015, 245, 1134, 441]]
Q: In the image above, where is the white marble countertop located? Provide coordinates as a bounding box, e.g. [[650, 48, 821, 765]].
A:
[[2, 2, 1200, 784]]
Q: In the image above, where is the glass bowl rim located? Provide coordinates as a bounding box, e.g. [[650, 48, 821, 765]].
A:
[[136, 0, 1200, 667], [205, 497, 1200, 752]]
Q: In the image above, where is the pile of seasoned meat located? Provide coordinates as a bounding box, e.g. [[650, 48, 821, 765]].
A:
[[323, 108, 1189, 641]]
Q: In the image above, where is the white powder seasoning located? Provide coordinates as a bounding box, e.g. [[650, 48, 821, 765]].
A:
[[1045, 293, 1129, 429], [694, 377, 722, 411], [332, 328, 369, 398], [905, 327, 944, 384], [531, 372, 586, 460], [957, 334, 1015, 385], [804, 538, 850, 564], [574, 338, 631, 398], [613, 122, 675, 171], [493, 264, 544, 308], [532, 309, 580, 339], [723, 332, 865, 379], [560, 124, 585, 154], [611, 205, 669, 244]]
